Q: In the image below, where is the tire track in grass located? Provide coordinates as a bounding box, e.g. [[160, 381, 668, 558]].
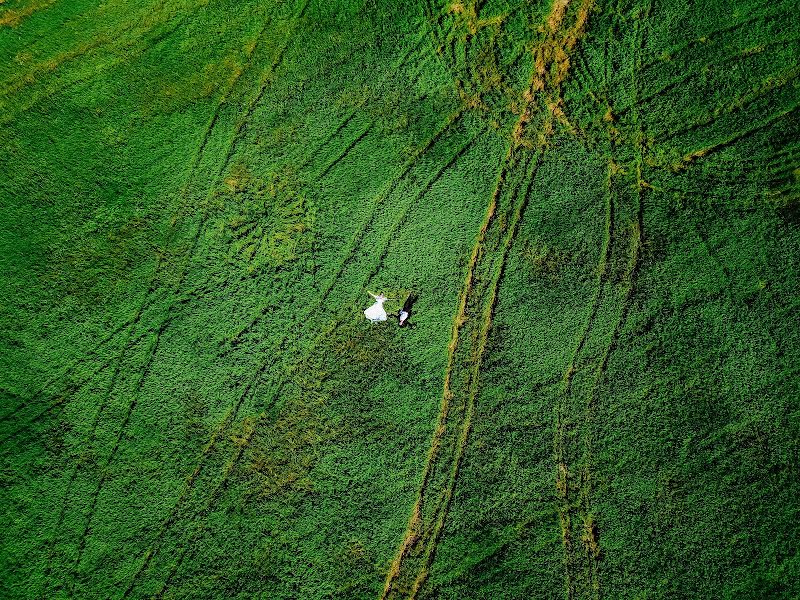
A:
[[3, 3, 292, 460], [1, 3, 286, 438], [316, 107, 466, 305], [0, 316, 134, 422], [414, 152, 541, 599], [148, 384, 288, 600], [636, 2, 784, 71], [0, 0, 206, 122], [362, 128, 484, 288], [194, 31, 434, 325], [40, 321, 147, 598], [0, 308, 153, 431], [664, 103, 800, 172], [555, 6, 647, 597], [380, 143, 534, 600], [382, 3, 597, 596], [0, 0, 57, 28], [121, 123, 485, 595], [317, 123, 375, 179], [296, 30, 430, 172], [118, 332, 289, 598], [68, 329, 167, 594], [120, 29, 478, 600], [655, 65, 800, 144], [120, 373, 285, 599], [576, 113, 645, 600], [64, 3, 310, 590], [553, 1, 623, 594], [227, 0, 490, 344], [227, 106, 468, 348], [552, 146, 611, 600], [632, 35, 800, 111]]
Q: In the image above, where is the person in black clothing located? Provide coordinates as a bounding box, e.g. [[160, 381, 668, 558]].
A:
[[397, 293, 417, 328]]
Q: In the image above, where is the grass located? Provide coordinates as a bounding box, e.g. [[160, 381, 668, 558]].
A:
[[1, 0, 799, 598]]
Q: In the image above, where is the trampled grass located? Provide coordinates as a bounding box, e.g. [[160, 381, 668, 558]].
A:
[[1, 0, 798, 598]]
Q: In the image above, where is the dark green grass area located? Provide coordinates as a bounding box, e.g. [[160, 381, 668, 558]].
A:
[[1, 0, 798, 598]]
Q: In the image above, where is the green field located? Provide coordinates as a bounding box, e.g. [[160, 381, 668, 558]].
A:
[[1, 0, 799, 597]]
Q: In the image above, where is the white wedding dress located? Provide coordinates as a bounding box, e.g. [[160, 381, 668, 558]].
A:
[[364, 293, 388, 323]]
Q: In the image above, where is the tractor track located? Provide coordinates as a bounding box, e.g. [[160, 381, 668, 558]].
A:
[[0, 0, 57, 28], [381, 2, 598, 596], [636, 2, 785, 71], [120, 113, 483, 597], [228, 0, 486, 344], [119, 372, 285, 599], [57, 3, 310, 592], [380, 144, 537, 600], [656, 65, 800, 144], [229, 106, 469, 346], [554, 5, 647, 597], [1, 3, 291, 442], [634, 35, 800, 108], [0, 0, 207, 123]]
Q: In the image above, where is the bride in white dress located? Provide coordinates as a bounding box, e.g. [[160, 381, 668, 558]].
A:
[[364, 292, 388, 323]]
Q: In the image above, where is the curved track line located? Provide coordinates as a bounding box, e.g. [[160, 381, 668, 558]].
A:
[[118, 340, 286, 598], [121, 114, 485, 597], [362, 129, 484, 288], [556, 7, 648, 597], [295, 30, 430, 172], [0, 0, 204, 122], [228, 107, 467, 347], [121, 123, 484, 594], [637, 2, 782, 70], [63, 4, 310, 590], [410, 152, 542, 599], [633, 36, 800, 110], [382, 1, 599, 596], [657, 65, 800, 144], [317, 123, 374, 179], [2, 5, 285, 439]]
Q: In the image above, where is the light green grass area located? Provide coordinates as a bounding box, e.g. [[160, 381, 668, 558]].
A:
[[1, 0, 798, 598]]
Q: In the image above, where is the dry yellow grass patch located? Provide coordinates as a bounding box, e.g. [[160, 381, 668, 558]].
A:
[[0, 0, 56, 27]]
